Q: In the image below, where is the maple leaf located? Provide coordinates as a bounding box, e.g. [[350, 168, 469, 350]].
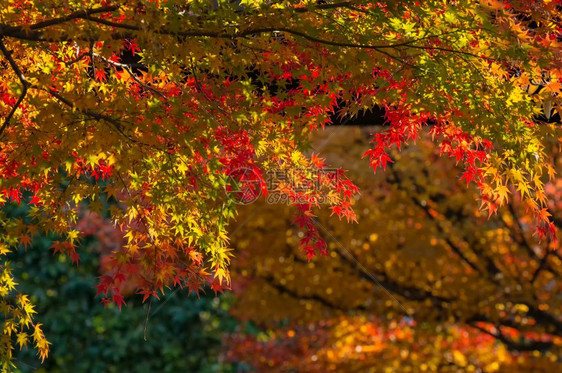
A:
[[186, 278, 204, 297], [536, 208, 551, 223], [495, 184, 510, 206], [112, 293, 126, 311], [138, 289, 159, 303], [94, 69, 107, 82], [460, 169, 475, 186], [210, 278, 230, 296], [16, 332, 28, 349], [29, 193, 41, 205], [19, 234, 32, 249]]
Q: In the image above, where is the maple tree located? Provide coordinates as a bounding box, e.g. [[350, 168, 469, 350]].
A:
[[8, 205, 237, 372], [226, 127, 562, 372], [0, 0, 561, 368]]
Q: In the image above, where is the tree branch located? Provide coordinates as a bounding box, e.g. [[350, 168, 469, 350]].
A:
[[524, 303, 562, 335], [1, 11, 480, 68], [260, 273, 363, 312], [93, 52, 168, 101], [387, 162, 483, 275], [333, 247, 451, 305], [28, 5, 120, 31], [469, 323, 554, 352], [0, 39, 30, 136], [43, 88, 123, 130]]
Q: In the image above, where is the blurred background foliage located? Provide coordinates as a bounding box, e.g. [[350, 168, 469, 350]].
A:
[[225, 127, 562, 372]]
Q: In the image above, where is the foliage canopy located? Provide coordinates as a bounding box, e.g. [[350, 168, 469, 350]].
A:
[[0, 0, 561, 368]]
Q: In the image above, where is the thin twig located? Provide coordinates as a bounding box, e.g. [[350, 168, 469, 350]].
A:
[[93, 52, 168, 101], [0, 39, 30, 136]]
